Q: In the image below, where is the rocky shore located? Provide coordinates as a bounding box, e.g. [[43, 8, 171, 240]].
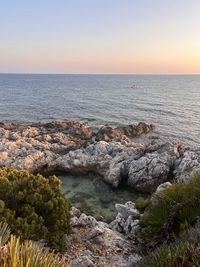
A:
[[1, 120, 200, 266], [0, 120, 199, 192], [68, 204, 141, 267]]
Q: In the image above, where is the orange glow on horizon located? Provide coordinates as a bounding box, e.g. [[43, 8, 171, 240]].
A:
[[1, 39, 200, 74]]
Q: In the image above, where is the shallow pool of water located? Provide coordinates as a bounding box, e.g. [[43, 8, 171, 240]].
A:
[[58, 173, 143, 222]]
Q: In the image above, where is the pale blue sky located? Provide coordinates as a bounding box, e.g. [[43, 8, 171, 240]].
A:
[[0, 0, 200, 73]]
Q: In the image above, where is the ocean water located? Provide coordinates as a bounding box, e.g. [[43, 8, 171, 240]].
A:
[[0, 74, 200, 147]]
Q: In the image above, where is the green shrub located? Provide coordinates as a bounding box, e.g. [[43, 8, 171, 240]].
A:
[[141, 242, 200, 267], [135, 197, 151, 212], [141, 173, 200, 241], [139, 223, 200, 267], [0, 221, 10, 246], [0, 222, 69, 267], [0, 168, 71, 252]]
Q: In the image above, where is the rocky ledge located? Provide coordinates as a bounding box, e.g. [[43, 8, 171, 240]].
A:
[[0, 120, 200, 192], [68, 205, 141, 267]]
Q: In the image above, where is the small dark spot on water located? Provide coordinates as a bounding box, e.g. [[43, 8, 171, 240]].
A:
[[72, 182, 79, 188]]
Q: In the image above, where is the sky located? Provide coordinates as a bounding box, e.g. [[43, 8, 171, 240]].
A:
[[0, 0, 200, 74]]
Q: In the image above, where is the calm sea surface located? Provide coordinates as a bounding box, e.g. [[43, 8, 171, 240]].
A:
[[0, 74, 199, 147]]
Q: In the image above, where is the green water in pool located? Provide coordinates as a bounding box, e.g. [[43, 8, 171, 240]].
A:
[[58, 173, 143, 222]]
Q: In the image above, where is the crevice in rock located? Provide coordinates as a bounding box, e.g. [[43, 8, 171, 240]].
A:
[[167, 162, 176, 182]]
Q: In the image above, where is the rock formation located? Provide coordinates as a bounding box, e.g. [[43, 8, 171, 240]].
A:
[[1, 120, 200, 266], [0, 120, 199, 192], [69, 206, 141, 267]]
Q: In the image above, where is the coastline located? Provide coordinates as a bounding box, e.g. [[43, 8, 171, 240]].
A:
[[0, 119, 200, 266], [0, 119, 199, 192]]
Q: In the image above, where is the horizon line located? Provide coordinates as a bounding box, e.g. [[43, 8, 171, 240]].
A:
[[0, 72, 200, 76]]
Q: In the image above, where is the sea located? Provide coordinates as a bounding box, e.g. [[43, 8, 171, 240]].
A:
[[0, 73, 199, 219], [0, 74, 199, 147]]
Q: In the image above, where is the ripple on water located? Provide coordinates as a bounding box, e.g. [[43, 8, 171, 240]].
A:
[[58, 173, 143, 222]]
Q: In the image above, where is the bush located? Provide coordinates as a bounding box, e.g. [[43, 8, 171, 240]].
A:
[[0, 222, 69, 267], [139, 223, 200, 267], [141, 242, 200, 267], [140, 173, 200, 242], [135, 197, 151, 212], [0, 168, 71, 252]]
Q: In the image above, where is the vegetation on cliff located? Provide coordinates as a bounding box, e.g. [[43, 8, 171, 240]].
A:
[[0, 222, 69, 267], [138, 173, 200, 266], [135, 197, 151, 212], [140, 223, 200, 267], [141, 173, 200, 240], [0, 168, 71, 252]]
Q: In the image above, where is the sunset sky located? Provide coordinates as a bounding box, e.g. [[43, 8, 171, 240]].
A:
[[0, 0, 200, 74]]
